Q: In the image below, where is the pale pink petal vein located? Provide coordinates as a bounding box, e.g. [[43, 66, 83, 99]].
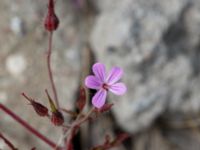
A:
[[109, 82, 127, 95], [85, 75, 101, 89], [106, 67, 123, 85], [92, 63, 106, 82], [92, 89, 107, 108]]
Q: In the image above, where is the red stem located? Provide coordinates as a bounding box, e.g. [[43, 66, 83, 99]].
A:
[[0, 132, 17, 150], [65, 108, 95, 149], [47, 31, 59, 108], [0, 103, 57, 149], [21, 92, 32, 102], [65, 127, 77, 150]]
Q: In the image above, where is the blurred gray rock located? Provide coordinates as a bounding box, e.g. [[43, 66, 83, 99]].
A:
[[90, 0, 200, 132]]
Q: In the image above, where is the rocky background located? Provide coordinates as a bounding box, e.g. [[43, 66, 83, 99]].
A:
[[1, 0, 200, 149]]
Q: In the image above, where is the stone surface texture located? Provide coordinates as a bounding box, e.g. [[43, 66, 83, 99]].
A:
[[91, 0, 200, 133], [1, 0, 200, 149]]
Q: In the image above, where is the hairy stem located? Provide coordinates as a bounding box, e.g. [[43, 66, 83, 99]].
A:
[[0, 103, 57, 149], [47, 31, 59, 109]]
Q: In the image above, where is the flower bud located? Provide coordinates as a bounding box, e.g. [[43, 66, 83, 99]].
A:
[[44, 0, 59, 32], [51, 110, 64, 126], [45, 89, 64, 126], [21, 93, 48, 117], [44, 12, 59, 32], [31, 101, 49, 117]]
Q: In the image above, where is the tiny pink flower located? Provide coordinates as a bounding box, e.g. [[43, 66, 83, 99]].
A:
[[85, 63, 127, 108]]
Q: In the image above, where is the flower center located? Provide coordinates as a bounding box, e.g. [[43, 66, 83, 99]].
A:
[[102, 83, 109, 91]]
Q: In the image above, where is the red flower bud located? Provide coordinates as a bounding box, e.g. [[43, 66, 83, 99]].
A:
[[44, 0, 59, 31], [22, 93, 48, 117], [51, 110, 64, 126], [31, 101, 49, 117], [44, 12, 59, 32]]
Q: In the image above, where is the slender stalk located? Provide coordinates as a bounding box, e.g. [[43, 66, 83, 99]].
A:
[[47, 31, 59, 108], [0, 132, 17, 150], [0, 103, 57, 149], [64, 107, 95, 149], [65, 127, 77, 150], [55, 108, 95, 149], [75, 107, 95, 126]]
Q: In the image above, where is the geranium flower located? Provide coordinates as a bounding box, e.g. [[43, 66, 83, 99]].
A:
[[85, 63, 127, 108]]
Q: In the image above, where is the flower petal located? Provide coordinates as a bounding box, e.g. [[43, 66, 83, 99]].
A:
[[109, 82, 127, 95], [92, 63, 106, 82], [92, 89, 107, 108], [85, 75, 101, 89], [106, 67, 123, 84]]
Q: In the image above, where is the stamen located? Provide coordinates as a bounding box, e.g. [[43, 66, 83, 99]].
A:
[[102, 83, 109, 91]]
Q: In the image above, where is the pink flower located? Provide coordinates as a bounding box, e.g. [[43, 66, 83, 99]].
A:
[[85, 63, 127, 108]]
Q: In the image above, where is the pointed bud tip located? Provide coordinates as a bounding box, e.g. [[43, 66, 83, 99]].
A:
[[45, 90, 57, 113], [21, 93, 48, 117]]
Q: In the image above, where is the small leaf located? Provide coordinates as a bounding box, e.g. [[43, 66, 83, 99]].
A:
[[45, 90, 57, 113]]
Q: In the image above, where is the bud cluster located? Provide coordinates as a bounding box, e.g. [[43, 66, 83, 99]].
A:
[[22, 91, 64, 126], [16, 0, 129, 149], [45, 89, 64, 126]]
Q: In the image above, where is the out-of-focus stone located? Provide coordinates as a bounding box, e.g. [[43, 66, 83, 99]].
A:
[[6, 54, 27, 77], [10, 16, 24, 36], [0, 140, 6, 150], [90, 0, 200, 132], [0, 91, 8, 104]]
